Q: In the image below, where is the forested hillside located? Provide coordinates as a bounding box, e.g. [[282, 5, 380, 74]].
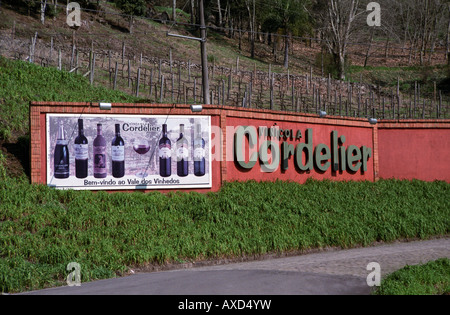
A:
[[2, 1, 449, 75]]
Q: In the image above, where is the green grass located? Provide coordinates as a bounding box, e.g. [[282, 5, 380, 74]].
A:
[[347, 64, 449, 97], [0, 57, 142, 141], [154, 6, 191, 24], [0, 54, 448, 294], [0, 173, 448, 293], [373, 258, 450, 295]]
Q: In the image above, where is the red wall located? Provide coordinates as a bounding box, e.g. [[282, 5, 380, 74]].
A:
[[378, 122, 450, 182], [224, 116, 375, 184], [30, 103, 450, 192]]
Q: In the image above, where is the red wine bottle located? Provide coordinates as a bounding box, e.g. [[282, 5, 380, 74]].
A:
[[74, 119, 88, 179], [176, 124, 189, 177], [93, 124, 107, 178], [159, 124, 171, 177], [111, 124, 125, 178], [194, 124, 206, 177], [54, 121, 70, 179]]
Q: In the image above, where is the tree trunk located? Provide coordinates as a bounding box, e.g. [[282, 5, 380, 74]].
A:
[[129, 16, 134, 34], [173, 0, 177, 22], [420, 0, 430, 66], [403, 6, 410, 50], [53, 0, 58, 14], [190, 0, 195, 25], [284, 35, 289, 69], [40, 0, 47, 25], [332, 48, 345, 81], [364, 29, 374, 67], [324, 0, 359, 81], [217, 0, 222, 26], [428, 24, 437, 64], [337, 53, 345, 81], [238, 16, 242, 51], [251, 0, 255, 59], [228, 5, 233, 38], [446, 13, 450, 62], [273, 34, 277, 62]]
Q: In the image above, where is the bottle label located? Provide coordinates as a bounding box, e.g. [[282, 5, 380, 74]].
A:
[[55, 162, 69, 174], [111, 145, 125, 162], [194, 147, 206, 161], [56, 139, 68, 145], [75, 144, 88, 160], [93, 146, 107, 174], [176, 146, 189, 160], [159, 146, 171, 159]]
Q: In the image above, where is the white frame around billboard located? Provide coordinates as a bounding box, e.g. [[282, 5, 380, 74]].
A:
[[46, 113, 213, 191]]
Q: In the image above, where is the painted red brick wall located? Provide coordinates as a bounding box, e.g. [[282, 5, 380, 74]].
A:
[[30, 102, 450, 192], [378, 121, 450, 182], [224, 114, 375, 184]]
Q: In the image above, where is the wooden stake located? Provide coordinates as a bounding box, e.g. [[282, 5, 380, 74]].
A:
[[149, 69, 154, 96], [136, 68, 141, 97], [113, 62, 118, 90], [128, 60, 131, 88], [122, 41, 125, 64], [160, 75, 165, 103], [188, 59, 191, 82], [270, 74, 274, 110], [90, 53, 96, 85], [58, 48, 62, 70]]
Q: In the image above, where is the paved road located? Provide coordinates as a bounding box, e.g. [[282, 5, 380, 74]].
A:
[[20, 237, 450, 295]]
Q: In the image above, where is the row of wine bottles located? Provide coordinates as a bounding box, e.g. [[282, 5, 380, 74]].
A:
[[53, 119, 206, 179], [159, 123, 207, 178]]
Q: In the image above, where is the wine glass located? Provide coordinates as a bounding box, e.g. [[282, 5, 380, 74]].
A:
[[133, 139, 151, 178]]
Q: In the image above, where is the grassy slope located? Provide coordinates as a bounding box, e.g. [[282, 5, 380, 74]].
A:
[[373, 258, 450, 295], [2, 3, 447, 97], [0, 56, 142, 141], [0, 167, 449, 293], [0, 4, 289, 75], [0, 16, 448, 294], [347, 65, 450, 97]]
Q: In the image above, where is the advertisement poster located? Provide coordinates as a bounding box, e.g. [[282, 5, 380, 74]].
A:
[[46, 114, 212, 190]]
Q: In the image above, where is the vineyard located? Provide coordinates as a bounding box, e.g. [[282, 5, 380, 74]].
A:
[[0, 1, 449, 295], [0, 1, 449, 123]]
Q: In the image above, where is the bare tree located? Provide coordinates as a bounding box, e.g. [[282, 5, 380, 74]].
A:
[[173, 0, 177, 22], [316, 0, 362, 79], [391, 0, 447, 65], [191, 0, 195, 25], [217, 0, 223, 26], [445, 3, 450, 62], [40, 0, 47, 25], [244, 0, 256, 59]]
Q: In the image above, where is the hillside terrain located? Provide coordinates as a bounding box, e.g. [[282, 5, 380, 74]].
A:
[[0, 1, 449, 176], [0, 2, 449, 295], [0, 2, 448, 92], [0, 2, 449, 180]]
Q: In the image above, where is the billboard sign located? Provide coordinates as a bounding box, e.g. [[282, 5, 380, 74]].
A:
[[46, 114, 212, 190]]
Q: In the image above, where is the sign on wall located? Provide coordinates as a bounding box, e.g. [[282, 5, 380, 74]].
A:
[[46, 114, 212, 190], [233, 125, 373, 174]]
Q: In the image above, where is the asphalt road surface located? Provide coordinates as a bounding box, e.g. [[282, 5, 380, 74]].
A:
[[19, 237, 450, 295]]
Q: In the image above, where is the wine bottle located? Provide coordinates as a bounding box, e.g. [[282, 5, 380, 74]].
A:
[[54, 121, 70, 179], [93, 124, 107, 178], [194, 123, 206, 177], [159, 124, 171, 177], [111, 124, 125, 178], [74, 119, 88, 179], [176, 124, 189, 177]]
